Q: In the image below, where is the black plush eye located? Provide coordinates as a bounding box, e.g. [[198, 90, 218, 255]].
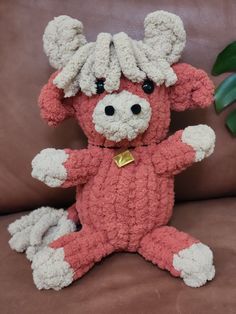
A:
[[96, 79, 105, 94], [142, 79, 154, 94], [105, 105, 115, 116]]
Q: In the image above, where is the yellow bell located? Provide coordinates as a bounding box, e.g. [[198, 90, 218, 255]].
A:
[[113, 150, 135, 168]]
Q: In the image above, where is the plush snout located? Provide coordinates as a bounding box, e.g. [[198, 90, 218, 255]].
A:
[[92, 90, 152, 142]]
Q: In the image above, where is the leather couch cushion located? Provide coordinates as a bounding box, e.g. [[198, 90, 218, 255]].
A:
[[1, 198, 235, 314], [1, 0, 236, 214]]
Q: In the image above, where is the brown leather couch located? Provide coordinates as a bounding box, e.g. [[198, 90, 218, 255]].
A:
[[0, 1, 236, 313]]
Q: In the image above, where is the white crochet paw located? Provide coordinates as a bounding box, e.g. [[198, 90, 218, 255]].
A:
[[181, 125, 216, 162], [173, 243, 215, 288], [31, 148, 68, 187], [32, 247, 74, 290], [8, 207, 76, 261]]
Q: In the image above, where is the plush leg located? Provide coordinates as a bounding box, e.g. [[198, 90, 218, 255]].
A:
[[8, 206, 76, 261], [138, 226, 215, 287], [32, 226, 114, 290]]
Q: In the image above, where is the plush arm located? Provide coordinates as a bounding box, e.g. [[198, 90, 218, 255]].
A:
[[31, 148, 102, 188], [39, 71, 75, 126], [61, 148, 102, 188], [169, 63, 214, 111], [152, 125, 215, 176]]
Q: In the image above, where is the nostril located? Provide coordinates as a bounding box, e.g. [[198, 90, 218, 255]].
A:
[[104, 105, 115, 116], [131, 104, 141, 115]]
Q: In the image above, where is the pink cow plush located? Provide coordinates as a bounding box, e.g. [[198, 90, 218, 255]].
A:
[[8, 11, 216, 290]]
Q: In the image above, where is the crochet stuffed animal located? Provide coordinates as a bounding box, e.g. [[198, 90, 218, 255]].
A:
[[8, 10, 216, 290]]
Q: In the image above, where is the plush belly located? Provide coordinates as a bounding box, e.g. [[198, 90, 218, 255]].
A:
[[76, 153, 174, 250]]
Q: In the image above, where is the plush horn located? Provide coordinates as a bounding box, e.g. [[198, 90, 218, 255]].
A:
[[143, 10, 186, 65], [43, 15, 87, 69]]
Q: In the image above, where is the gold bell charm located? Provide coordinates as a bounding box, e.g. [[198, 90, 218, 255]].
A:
[[113, 150, 135, 168]]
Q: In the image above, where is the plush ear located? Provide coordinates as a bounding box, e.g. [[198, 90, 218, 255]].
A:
[[43, 15, 87, 69], [39, 71, 75, 126], [169, 63, 215, 111], [143, 10, 186, 64]]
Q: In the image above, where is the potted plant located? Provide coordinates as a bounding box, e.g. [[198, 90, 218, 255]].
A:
[[212, 42, 236, 135]]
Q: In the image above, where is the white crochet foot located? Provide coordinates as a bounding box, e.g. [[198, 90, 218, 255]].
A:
[[31, 148, 68, 187], [181, 125, 216, 162], [173, 243, 215, 288], [8, 207, 76, 261], [32, 247, 74, 290]]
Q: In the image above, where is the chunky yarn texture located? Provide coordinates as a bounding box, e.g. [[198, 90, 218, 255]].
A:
[[9, 10, 216, 290]]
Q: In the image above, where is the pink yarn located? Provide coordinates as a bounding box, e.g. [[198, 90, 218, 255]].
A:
[[67, 203, 80, 224], [38, 62, 214, 282]]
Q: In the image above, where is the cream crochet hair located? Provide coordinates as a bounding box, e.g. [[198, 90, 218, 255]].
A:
[[43, 11, 186, 97]]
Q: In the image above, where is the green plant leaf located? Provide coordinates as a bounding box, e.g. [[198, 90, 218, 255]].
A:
[[212, 41, 236, 75], [214, 74, 236, 113], [226, 109, 236, 135]]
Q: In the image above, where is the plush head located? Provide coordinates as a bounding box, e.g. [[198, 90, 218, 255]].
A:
[[40, 11, 213, 147]]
